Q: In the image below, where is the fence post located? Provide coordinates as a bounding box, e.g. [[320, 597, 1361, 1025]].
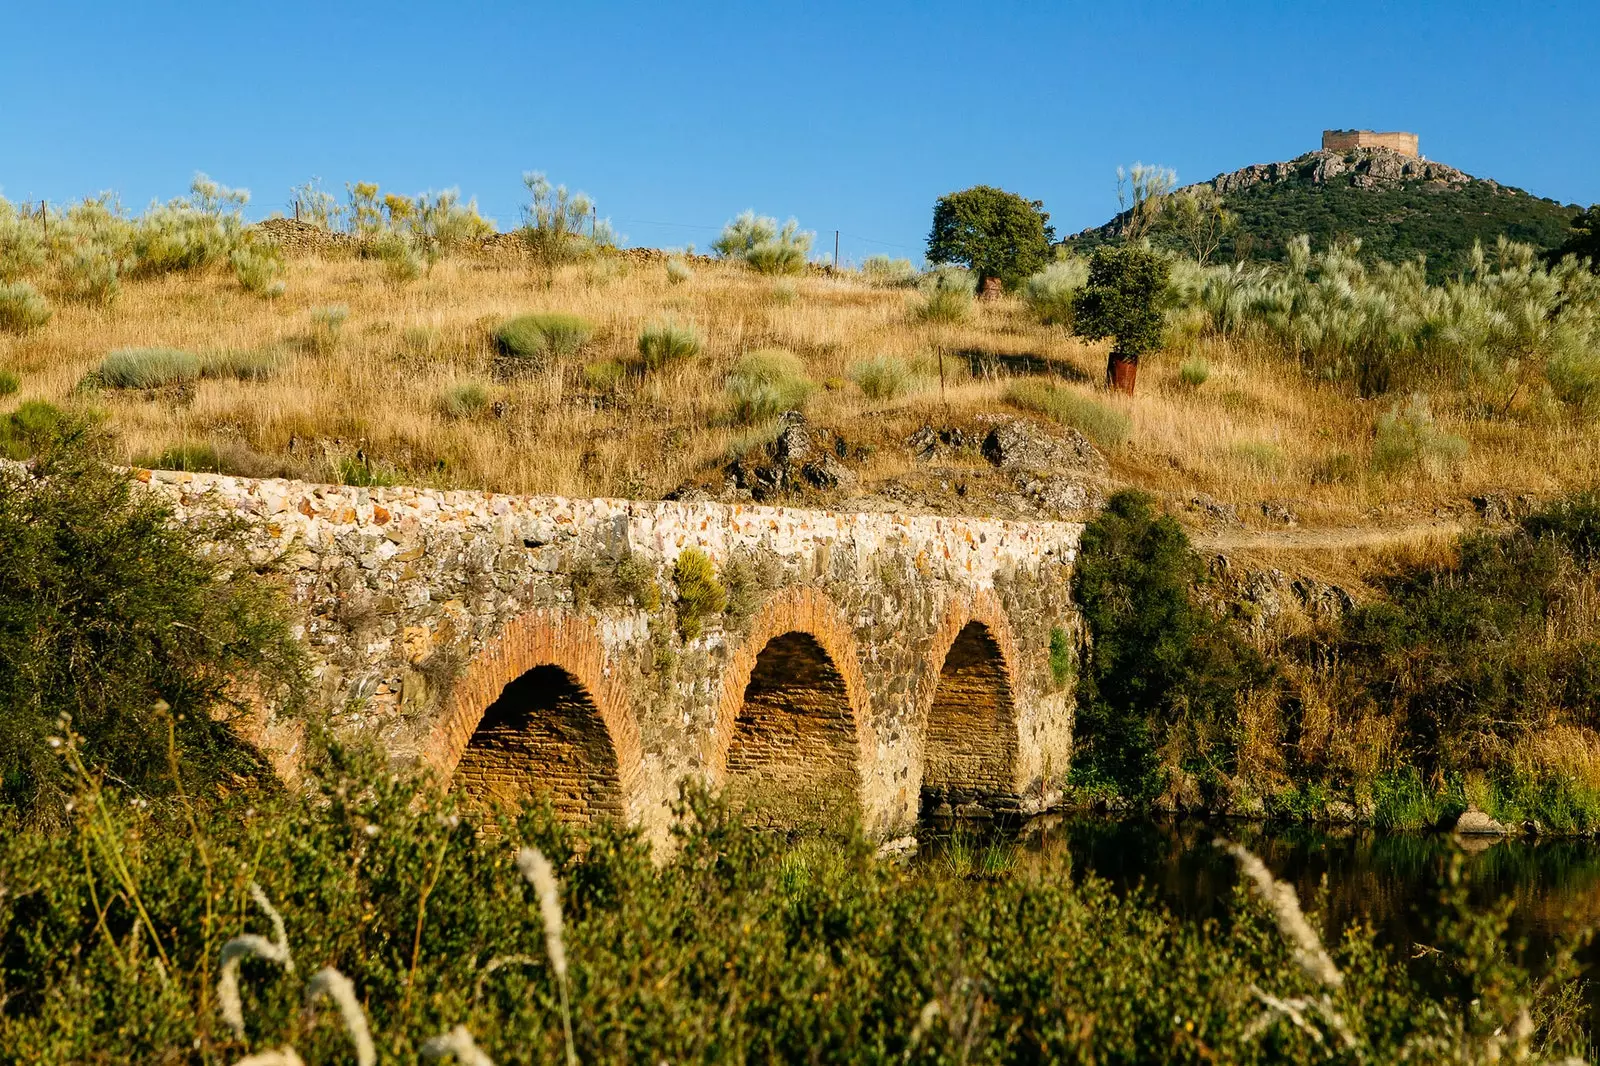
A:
[[833, 230, 839, 272], [40, 200, 46, 240]]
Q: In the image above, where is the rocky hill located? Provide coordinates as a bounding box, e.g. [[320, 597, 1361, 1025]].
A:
[[1066, 146, 1581, 277]]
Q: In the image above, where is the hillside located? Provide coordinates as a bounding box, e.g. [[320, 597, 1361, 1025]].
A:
[[1067, 146, 1581, 277]]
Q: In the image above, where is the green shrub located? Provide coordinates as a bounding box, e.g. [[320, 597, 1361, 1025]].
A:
[[230, 241, 285, 297], [1072, 490, 1265, 801], [848, 355, 921, 401], [583, 359, 629, 393], [861, 255, 916, 287], [1371, 394, 1467, 475], [307, 305, 348, 356], [1023, 259, 1089, 325], [1545, 349, 1600, 412], [1231, 440, 1286, 477], [725, 349, 813, 424], [713, 211, 812, 276], [371, 231, 426, 282], [494, 312, 594, 365], [0, 281, 51, 333], [1048, 626, 1074, 688], [665, 257, 693, 285], [770, 280, 798, 304], [673, 547, 726, 640], [61, 246, 121, 306], [336, 455, 398, 487], [1004, 379, 1132, 448], [1178, 356, 1212, 388], [0, 203, 46, 280], [133, 442, 224, 472], [637, 318, 702, 370], [915, 266, 975, 324], [0, 369, 17, 396], [0, 400, 72, 460], [0, 426, 303, 820], [96, 347, 202, 389], [439, 380, 493, 419], [200, 347, 283, 382]]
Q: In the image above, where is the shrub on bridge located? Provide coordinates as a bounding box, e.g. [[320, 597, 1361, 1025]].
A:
[[0, 423, 304, 822], [673, 547, 726, 640]]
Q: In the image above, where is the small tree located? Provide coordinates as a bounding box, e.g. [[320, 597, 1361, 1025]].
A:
[[521, 172, 613, 282], [1550, 204, 1600, 272], [1159, 186, 1235, 265], [1073, 244, 1171, 393], [1115, 163, 1177, 244], [926, 185, 1054, 292], [712, 211, 812, 275]]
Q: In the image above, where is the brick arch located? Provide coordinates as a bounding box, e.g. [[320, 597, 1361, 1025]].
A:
[[710, 587, 875, 827], [425, 610, 642, 824], [919, 590, 1024, 813]]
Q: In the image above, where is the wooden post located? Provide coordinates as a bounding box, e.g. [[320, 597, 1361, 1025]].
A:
[[40, 200, 46, 239], [833, 230, 839, 272]]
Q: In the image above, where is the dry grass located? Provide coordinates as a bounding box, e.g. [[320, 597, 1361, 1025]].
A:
[[3, 250, 1599, 525]]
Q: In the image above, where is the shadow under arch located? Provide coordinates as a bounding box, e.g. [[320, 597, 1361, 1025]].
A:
[[425, 609, 642, 825], [920, 592, 1023, 816], [711, 587, 874, 829]]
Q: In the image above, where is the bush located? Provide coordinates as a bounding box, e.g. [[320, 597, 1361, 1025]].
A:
[[1371, 394, 1467, 475], [713, 211, 812, 276], [665, 257, 693, 285], [96, 347, 202, 389], [848, 355, 921, 401], [637, 318, 702, 371], [61, 246, 121, 305], [861, 255, 916, 286], [439, 380, 493, 419], [0, 369, 17, 396], [1072, 490, 1265, 801], [494, 313, 595, 366], [230, 241, 285, 297], [725, 349, 813, 424], [1004, 379, 1132, 448], [200, 347, 283, 382], [1178, 356, 1212, 388], [583, 359, 628, 394], [0, 426, 303, 820], [915, 267, 975, 324], [307, 305, 348, 356], [0, 280, 51, 333], [1023, 259, 1089, 326], [0, 400, 72, 460], [133, 441, 224, 473], [673, 547, 726, 640], [0, 203, 45, 280]]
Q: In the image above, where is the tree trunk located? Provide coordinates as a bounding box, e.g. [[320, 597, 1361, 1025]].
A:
[[979, 275, 1004, 301], [1106, 352, 1139, 395]]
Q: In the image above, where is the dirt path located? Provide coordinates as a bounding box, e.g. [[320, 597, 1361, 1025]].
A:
[[1193, 518, 1466, 554]]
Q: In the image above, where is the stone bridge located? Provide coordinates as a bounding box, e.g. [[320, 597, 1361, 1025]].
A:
[[145, 469, 1085, 844]]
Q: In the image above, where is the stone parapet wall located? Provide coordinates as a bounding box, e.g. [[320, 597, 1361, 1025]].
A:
[[1321, 129, 1419, 158], [139, 468, 1084, 843]]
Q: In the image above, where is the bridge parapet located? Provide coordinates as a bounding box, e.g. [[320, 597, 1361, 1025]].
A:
[[143, 468, 1084, 843]]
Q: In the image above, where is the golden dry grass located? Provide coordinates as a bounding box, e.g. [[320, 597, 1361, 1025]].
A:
[[3, 249, 1599, 527]]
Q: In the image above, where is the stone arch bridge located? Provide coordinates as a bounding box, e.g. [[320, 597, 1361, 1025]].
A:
[[146, 470, 1083, 845]]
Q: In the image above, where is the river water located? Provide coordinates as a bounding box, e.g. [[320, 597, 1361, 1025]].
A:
[[973, 816, 1600, 1033]]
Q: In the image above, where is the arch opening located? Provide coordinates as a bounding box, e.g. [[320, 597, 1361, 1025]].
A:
[[724, 631, 862, 828], [452, 664, 624, 825], [921, 621, 1019, 815]]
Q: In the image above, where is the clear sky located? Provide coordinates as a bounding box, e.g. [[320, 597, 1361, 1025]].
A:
[[3, 0, 1596, 265]]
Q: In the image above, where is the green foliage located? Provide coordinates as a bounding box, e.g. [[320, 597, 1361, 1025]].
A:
[[0, 280, 51, 333], [1072, 244, 1172, 360], [860, 255, 916, 286], [914, 265, 975, 324], [230, 239, 285, 297], [132, 441, 225, 473], [61, 246, 122, 305], [582, 359, 628, 394], [1178, 356, 1212, 388], [1048, 626, 1074, 688], [0, 369, 17, 396], [1371, 394, 1467, 476], [725, 349, 813, 424], [95, 348, 202, 389], [438, 380, 493, 420], [0, 400, 73, 460], [493, 313, 595, 366], [848, 355, 923, 401], [335, 455, 398, 487], [672, 547, 726, 640], [664, 256, 693, 285], [200, 347, 283, 382], [0, 200, 46, 280], [1022, 259, 1089, 326], [0, 428, 303, 821], [1549, 203, 1600, 270], [926, 185, 1054, 290], [1003, 379, 1131, 448], [636, 318, 702, 371], [713, 211, 813, 276], [1072, 491, 1266, 801], [521, 171, 614, 274]]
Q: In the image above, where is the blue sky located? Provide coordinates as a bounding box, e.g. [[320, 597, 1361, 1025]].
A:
[[3, 0, 1596, 265]]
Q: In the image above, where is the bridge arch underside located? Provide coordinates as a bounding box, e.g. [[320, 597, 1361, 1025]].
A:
[[452, 664, 624, 825], [724, 632, 863, 829], [921, 621, 1019, 817]]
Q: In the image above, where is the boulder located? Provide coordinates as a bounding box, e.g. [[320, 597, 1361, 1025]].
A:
[[1454, 807, 1511, 836], [981, 418, 1107, 477]]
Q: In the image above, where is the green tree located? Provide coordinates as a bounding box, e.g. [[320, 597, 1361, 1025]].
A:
[[1549, 204, 1600, 272], [1072, 244, 1171, 392], [926, 185, 1054, 291], [0, 421, 304, 822]]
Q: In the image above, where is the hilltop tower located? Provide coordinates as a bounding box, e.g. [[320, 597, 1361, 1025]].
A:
[[1322, 129, 1419, 157]]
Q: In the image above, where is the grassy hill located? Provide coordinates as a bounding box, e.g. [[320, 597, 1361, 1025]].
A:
[[1068, 148, 1581, 278]]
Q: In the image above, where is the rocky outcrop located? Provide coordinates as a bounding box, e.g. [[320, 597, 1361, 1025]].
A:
[[1209, 147, 1472, 197], [725, 412, 855, 501]]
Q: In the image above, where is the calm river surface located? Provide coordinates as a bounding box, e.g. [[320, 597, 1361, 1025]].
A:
[[990, 816, 1600, 1033]]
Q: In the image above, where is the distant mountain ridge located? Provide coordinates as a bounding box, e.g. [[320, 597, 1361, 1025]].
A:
[[1066, 145, 1582, 277]]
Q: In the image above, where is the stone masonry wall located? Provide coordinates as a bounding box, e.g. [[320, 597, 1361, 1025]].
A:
[[1321, 129, 1419, 157], [142, 468, 1083, 844]]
